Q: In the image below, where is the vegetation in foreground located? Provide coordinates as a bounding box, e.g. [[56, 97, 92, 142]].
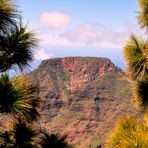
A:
[[106, 116, 148, 148], [0, 0, 70, 147], [106, 0, 148, 147]]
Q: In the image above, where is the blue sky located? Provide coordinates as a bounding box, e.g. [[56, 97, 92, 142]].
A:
[[19, 0, 139, 69]]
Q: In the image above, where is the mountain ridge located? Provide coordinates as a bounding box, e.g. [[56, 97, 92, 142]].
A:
[[26, 57, 137, 147]]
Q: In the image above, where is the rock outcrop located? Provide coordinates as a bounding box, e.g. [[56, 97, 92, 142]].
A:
[[27, 57, 137, 147]]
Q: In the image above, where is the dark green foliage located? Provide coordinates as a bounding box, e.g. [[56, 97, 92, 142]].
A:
[[0, 0, 71, 147], [0, 74, 39, 122], [0, 120, 37, 148], [0, 0, 18, 33], [133, 78, 148, 110], [0, 131, 12, 147], [0, 0, 39, 121], [0, 23, 38, 72], [12, 76, 39, 122], [12, 120, 36, 148], [39, 131, 70, 148], [0, 74, 18, 113], [0, 125, 70, 148], [0, 0, 38, 72]]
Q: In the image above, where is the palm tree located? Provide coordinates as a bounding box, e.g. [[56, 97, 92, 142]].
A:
[[0, 1, 70, 147], [0, 0, 39, 121], [0, 131, 12, 147], [0, 0, 18, 33], [0, 0, 38, 73], [107, 0, 148, 146], [138, 0, 148, 31], [132, 78, 148, 110], [106, 116, 148, 148], [124, 34, 148, 81], [0, 22, 38, 72], [0, 119, 37, 148], [12, 120, 37, 148], [39, 131, 70, 148], [124, 0, 148, 110], [0, 124, 70, 148], [0, 74, 39, 122]]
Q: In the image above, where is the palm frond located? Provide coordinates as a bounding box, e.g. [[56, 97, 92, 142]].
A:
[[12, 120, 37, 147], [0, 74, 17, 113], [132, 78, 148, 111], [138, 0, 148, 30], [0, 0, 18, 33], [39, 131, 70, 148], [0, 22, 38, 72], [106, 115, 148, 148], [0, 74, 39, 122], [0, 131, 12, 147], [139, 0, 148, 7], [0, 120, 37, 148], [124, 34, 148, 80]]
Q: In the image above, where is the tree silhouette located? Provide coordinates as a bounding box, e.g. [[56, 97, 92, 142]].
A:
[[39, 131, 70, 148], [0, 120, 37, 148], [12, 120, 37, 148]]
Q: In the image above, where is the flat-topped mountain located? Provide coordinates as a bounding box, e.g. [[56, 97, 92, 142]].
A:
[[27, 57, 137, 147]]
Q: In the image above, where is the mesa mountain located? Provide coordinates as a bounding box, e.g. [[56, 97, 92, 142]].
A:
[[26, 57, 137, 147]]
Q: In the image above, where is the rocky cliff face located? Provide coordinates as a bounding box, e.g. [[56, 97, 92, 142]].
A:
[[27, 57, 137, 147]]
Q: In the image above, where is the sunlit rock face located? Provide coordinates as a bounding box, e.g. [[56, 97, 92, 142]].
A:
[[27, 57, 137, 147]]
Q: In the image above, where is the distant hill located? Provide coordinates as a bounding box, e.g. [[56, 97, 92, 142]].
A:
[[26, 57, 137, 147]]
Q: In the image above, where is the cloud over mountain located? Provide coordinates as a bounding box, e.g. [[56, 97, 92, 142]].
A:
[[39, 22, 132, 48], [40, 12, 71, 28]]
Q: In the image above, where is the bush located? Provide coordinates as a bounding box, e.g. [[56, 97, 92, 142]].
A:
[[132, 78, 148, 111], [106, 116, 148, 148]]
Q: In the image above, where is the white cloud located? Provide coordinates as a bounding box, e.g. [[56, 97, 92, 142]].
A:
[[34, 49, 54, 60], [61, 22, 129, 48], [61, 23, 98, 44], [40, 12, 71, 28], [38, 22, 138, 48]]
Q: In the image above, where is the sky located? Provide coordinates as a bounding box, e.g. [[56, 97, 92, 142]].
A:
[[18, 0, 140, 70]]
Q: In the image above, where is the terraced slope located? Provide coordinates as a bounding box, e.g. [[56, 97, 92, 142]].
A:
[[27, 57, 137, 147]]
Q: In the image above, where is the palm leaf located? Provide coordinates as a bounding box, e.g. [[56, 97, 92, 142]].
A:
[[106, 115, 148, 148], [132, 78, 148, 111], [0, 22, 38, 72], [0, 74, 39, 122], [0, 0, 18, 33], [138, 0, 148, 30], [0, 120, 37, 148], [124, 34, 148, 80], [39, 131, 70, 148], [12, 120, 37, 148]]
